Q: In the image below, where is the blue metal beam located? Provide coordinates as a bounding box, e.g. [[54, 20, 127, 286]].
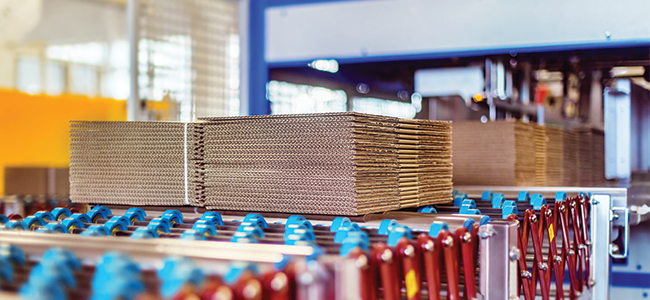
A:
[[267, 0, 361, 8], [248, 0, 271, 115], [267, 40, 650, 67], [249, 0, 368, 115]]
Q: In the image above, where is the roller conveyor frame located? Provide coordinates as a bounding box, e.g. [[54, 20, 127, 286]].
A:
[[0, 186, 623, 300], [1, 206, 503, 300], [456, 186, 628, 300]]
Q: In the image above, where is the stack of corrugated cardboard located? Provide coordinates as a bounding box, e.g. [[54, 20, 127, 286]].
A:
[[534, 125, 548, 186], [575, 128, 606, 186], [200, 113, 452, 215], [4, 167, 69, 196], [69, 113, 453, 215], [544, 125, 565, 186], [591, 129, 606, 185], [69, 121, 205, 206], [394, 118, 453, 209], [576, 128, 594, 186], [562, 130, 579, 186], [452, 121, 536, 186], [453, 121, 608, 187]]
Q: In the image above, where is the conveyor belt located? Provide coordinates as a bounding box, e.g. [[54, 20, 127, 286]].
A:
[[0, 189, 597, 300]]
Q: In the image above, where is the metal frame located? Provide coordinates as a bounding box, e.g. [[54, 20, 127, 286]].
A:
[[3, 186, 630, 299], [592, 194, 613, 300], [604, 79, 632, 180], [127, 0, 140, 121], [479, 220, 519, 300], [0, 230, 313, 268], [456, 186, 629, 300]]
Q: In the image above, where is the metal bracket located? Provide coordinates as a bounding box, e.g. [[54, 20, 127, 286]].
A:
[[609, 207, 630, 259]]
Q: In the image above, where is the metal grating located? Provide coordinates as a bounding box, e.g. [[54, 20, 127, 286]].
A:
[[136, 0, 239, 121]]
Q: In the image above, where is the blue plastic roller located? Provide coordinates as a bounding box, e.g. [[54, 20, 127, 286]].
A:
[[51, 208, 72, 221]]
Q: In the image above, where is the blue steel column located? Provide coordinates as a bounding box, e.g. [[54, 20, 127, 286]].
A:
[[248, 0, 271, 115]]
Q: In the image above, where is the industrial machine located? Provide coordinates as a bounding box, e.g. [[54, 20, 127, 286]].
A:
[[1, 1, 648, 300], [0, 187, 632, 300]]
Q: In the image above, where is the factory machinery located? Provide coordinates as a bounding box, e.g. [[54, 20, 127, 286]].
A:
[[0, 187, 627, 300]]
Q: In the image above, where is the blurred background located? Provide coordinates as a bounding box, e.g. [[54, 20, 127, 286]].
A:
[[0, 0, 240, 198], [1, 2, 649, 194], [2, 0, 649, 204], [0, 1, 649, 296]]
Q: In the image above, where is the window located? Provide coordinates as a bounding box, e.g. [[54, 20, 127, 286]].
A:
[[45, 61, 65, 96], [43, 41, 129, 99], [267, 81, 347, 114], [352, 97, 417, 119], [138, 35, 192, 120], [16, 55, 42, 95], [69, 65, 97, 97]]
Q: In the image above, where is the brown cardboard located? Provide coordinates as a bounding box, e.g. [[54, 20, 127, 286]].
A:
[[4, 167, 69, 196], [69, 113, 453, 215]]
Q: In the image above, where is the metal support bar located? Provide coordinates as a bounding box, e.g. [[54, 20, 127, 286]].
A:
[[485, 58, 497, 121], [521, 62, 532, 123], [604, 79, 632, 180], [0, 230, 313, 269], [590, 194, 611, 300], [238, 0, 250, 116], [479, 220, 519, 300], [127, 0, 140, 121]]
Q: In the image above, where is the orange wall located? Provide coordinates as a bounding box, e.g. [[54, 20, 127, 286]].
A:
[[0, 89, 126, 196]]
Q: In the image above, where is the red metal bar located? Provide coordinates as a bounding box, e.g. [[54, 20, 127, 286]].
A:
[[540, 206, 553, 287], [559, 202, 579, 299], [544, 204, 565, 300], [260, 268, 293, 300], [471, 224, 480, 264], [396, 238, 422, 300], [437, 230, 460, 300], [200, 275, 230, 300], [527, 211, 550, 300], [231, 271, 263, 300], [347, 248, 377, 300], [568, 198, 585, 292], [577, 195, 591, 287], [416, 234, 442, 300], [513, 218, 534, 300], [456, 227, 477, 300], [372, 243, 401, 300], [8, 214, 22, 221], [524, 210, 540, 298], [170, 287, 202, 300], [520, 211, 530, 255]]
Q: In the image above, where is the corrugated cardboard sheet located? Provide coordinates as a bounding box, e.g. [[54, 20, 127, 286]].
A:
[[69, 113, 452, 215], [452, 121, 535, 186], [4, 167, 69, 196], [70, 121, 205, 206], [199, 113, 452, 215], [453, 121, 607, 187], [575, 127, 606, 186]]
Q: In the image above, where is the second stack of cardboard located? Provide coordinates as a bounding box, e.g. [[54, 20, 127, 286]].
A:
[[544, 125, 565, 186], [452, 121, 536, 186], [200, 112, 452, 215], [576, 128, 606, 186], [453, 121, 608, 187], [534, 125, 548, 186]]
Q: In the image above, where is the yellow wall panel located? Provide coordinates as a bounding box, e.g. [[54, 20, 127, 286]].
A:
[[0, 89, 126, 196]]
